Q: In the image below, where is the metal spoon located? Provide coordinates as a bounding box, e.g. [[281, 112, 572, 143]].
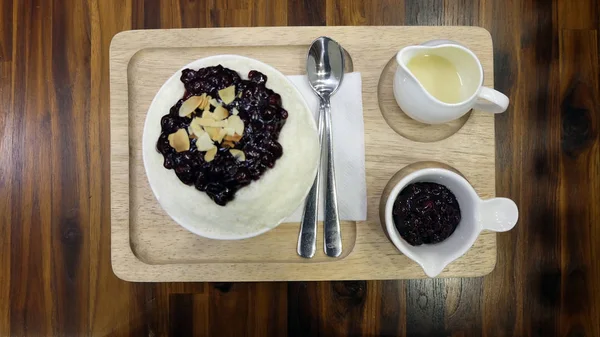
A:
[[297, 36, 344, 258]]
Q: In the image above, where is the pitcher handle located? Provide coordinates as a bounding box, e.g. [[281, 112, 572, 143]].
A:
[[478, 198, 519, 232], [473, 87, 509, 114]]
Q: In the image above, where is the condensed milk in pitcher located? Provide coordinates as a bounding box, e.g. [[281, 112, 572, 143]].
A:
[[393, 40, 509, 124]]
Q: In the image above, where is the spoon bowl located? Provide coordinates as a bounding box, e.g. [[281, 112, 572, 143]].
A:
[[306, 37, 345, 97]]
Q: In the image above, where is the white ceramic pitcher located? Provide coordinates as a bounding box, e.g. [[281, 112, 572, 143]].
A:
[[393, 40, 509, 124]]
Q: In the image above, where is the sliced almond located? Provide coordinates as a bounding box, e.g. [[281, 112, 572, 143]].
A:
[[198, 94, 210, 110], [221, 140, 235, 148], [204, 146, 217, 162], [227, 115, 245, 136], [218, 85, 236, 105], [212, 105, 229, 121], [215, 128, 227, 143], [229, 149, 246, 161], [194, 93, 209, 112], [187, 126, 198, 139], [209, 98, 221, 107], [168, 129, 190, 152], [231, 107, 239, 116], [205, 127, 227, 143], [196, 117, 227, 128], [195, 132, 215, 151], [179, 96, 203, 117], [224, 134, 242, 142], [223, 127, 236, 136], [189, 118, 206, 137], [201, 110, 215, 120], [203, 126, 219, 139]]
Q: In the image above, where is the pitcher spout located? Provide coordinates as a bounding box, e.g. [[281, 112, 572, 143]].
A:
[[396, 45, 427, 68], [417, 257, 449, 278]]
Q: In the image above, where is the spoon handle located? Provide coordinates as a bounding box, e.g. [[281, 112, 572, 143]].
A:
[[297, 102, 326, 258], [322, 97, 342, 257], [297, 174, 318, 258]]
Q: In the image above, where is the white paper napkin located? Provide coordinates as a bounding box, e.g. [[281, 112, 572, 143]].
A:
[[283, 72, 367, 222]]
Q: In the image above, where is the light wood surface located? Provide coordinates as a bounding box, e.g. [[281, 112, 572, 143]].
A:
[[110, 26, 496, 281]]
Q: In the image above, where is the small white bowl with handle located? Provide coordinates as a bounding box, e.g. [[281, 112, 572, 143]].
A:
[[383, 168, 518, 277]]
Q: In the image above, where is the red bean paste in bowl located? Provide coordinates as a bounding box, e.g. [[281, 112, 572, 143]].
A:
[[156, 65, 288, 206], [392, 182, 461, 246]]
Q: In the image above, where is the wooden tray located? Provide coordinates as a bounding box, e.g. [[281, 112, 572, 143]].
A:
[[110, 26, 496, 281]]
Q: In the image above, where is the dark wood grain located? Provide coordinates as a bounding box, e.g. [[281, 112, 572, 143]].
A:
[[557, 29, 599, 337], [0, 34, 12, 337], [0, 3, 12, 336], [288, 0, 325, 26], [1, 0, 599, 336]]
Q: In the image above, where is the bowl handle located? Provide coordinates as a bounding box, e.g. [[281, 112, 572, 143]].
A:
[[478, 198, 519, 232]]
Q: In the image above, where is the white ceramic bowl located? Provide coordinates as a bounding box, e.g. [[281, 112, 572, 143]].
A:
[[383, 168, 518, 277], [142, 55, 319, 240]]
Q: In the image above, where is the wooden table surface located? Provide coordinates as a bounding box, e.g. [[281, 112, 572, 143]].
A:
[[1, 0, 599, 336]]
